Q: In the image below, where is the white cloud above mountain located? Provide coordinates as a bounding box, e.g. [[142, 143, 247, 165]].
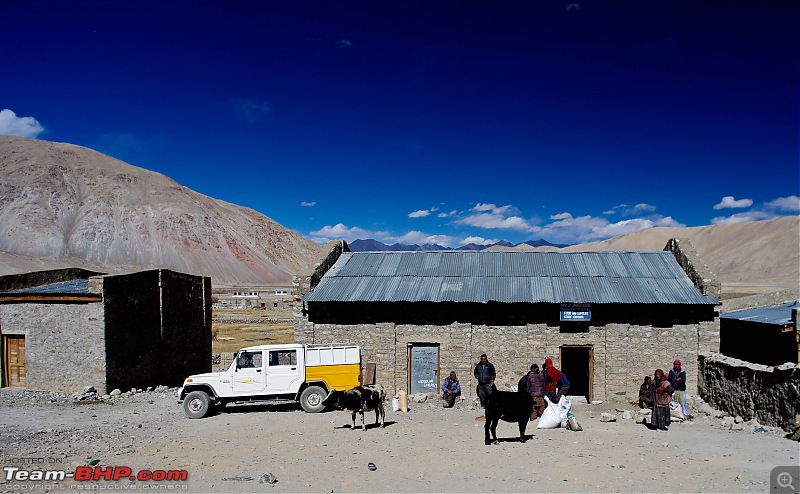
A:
[[0, 109, 44, 138], [714, 196, 753, 210]]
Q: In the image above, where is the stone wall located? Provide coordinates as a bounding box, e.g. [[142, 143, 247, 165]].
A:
[[0, 302, 105, 393], [698, 352, 800, 431], [664, 238, 722, 299], [295, 319, 711, 404], [292, 241, 717, 403]]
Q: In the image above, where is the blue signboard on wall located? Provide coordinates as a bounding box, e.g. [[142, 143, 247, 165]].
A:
[[560, 303, 591, 322]]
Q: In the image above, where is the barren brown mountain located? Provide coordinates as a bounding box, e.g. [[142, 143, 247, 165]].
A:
[[0, 135, 321, 285], [1, 136, 797, 293], [500, 216, 800, 295]]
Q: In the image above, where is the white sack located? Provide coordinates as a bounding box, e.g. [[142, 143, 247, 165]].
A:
[[538, 396, 562, 429]]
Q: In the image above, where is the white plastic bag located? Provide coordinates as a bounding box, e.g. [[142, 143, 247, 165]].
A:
[[669, 400, 684, 421], [392, 395, 401, 412], [557, 395, 572, 427], [537, 396, 562, 429]]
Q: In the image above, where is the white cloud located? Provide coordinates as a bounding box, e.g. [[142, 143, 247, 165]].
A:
[[458, 203, 534, 232], [591, 216, 682, 239], [764, 195, 800, 213], [301, 201, 316, 207], [338, 39, 352, 48], [711, 211, 774, 225], [392, 231, 454, 247], [471, 203, 512, 215], [459, 213, 533, 231], [711, 195, 798, 224], [632, 203, 656, 213], [550, 212, 572, 220], [0, 109, 44, 138], [408, 209, 431, 218], [438, 210, 458, 218], [713, 196, 753, 210], [460, 236, 499, 246], [309, 223, 369, 244], [537, 214, 684, 243], [599, 203, 655, 217]]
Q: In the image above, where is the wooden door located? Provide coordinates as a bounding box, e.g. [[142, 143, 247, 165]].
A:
[[3, 335, 26, 388]]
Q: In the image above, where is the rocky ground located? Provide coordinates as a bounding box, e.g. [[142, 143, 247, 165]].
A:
[[0, 387, 798, 494]]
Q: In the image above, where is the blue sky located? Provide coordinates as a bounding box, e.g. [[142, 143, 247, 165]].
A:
[[2, 1, 798, 247]]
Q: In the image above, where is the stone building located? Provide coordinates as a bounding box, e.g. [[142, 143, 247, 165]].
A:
[[0, 268, 212, 394], [294, 241, 719, 403]]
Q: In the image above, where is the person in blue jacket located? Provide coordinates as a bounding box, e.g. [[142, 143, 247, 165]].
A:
[[441, 371, 461, 408]]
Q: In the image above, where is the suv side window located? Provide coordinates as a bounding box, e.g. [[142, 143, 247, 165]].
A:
[[237, 351, 262, 368], [269, 349, 297, 366]]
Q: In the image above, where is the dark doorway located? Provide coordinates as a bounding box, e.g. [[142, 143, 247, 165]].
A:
[[560, 346, 592, 402]]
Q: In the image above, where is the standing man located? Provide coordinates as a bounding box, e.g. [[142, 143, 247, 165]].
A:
[[543, 358, 570, 403], [441, 371, 461, 408], [473, 353, 496, 409], [668, 359, 688, 417]]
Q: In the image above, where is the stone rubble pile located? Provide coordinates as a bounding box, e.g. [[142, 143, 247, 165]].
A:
[[0, 386, 178, 407]]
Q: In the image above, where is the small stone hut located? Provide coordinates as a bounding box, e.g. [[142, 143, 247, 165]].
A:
[[719, 301, 799, 366], [294, 240, 719, 403], [0, 268, 212, 394]]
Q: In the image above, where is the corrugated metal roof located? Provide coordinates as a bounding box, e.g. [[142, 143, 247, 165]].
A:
[[304, 251, 717, 305], [4, 279, 91, 295], [720, 301, 799, 325]]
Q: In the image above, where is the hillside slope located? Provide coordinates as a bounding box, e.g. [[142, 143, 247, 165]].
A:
[[0, 136, 321, 285], [556, 216, 799, 291]]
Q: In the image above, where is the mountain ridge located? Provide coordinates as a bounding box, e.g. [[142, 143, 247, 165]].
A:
[[0, 135, 321, 285], [348, 238, 569, 252], [347, 216, 800, 292], [0, 136, 797, 293]]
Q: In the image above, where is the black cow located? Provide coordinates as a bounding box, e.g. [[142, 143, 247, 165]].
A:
[[484, 387, 533, 445], [321, 384, 386, 430]]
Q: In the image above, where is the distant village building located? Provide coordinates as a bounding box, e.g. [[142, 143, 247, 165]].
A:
[[212, 286, 293, 310], [0, 268, 212, 394], [294, 240, 719, 403]]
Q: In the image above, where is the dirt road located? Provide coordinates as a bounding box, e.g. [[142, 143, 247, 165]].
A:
[[0, 388, 797, 493]]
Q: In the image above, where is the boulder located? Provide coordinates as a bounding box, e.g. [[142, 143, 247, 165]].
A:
[[600, 413, 617, 422]]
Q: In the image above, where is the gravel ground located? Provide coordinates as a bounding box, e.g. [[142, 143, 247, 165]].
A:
[[0, 387, 797, 494]]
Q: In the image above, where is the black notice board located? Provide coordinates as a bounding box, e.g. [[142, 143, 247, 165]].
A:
[[410, 345, 439, 394]]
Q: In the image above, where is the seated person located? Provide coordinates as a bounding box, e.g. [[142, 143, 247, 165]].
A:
[[441, 371, 461, 408], [638, 375, 654, 408]]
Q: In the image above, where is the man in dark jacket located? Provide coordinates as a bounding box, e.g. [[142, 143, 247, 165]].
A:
[[473, 353, 496, 409]]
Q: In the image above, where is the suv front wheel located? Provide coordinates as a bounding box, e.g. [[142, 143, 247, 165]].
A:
[[183, 390, 211, 419]]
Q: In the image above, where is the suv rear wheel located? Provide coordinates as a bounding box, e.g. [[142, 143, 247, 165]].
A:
[[300, 386, 327, 413]]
